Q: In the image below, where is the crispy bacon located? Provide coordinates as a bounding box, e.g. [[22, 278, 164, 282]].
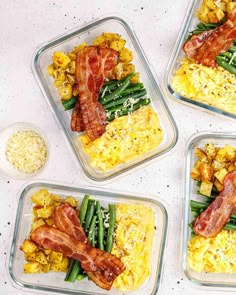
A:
[[193, 171, 236, 238], [31, 225, 125, 281], [53, 203, 115, 290], [184, 8, 236, 67], [71, 46, 118, 140]]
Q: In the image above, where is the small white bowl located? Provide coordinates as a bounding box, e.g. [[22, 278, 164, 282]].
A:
[[0, 122, 49, 180]]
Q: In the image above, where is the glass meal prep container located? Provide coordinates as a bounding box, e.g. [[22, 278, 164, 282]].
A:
[[8, 180, 168, 295], [182, 131, 236, 288], [32, 15, 178, 182], [164, 0, 236, 120]]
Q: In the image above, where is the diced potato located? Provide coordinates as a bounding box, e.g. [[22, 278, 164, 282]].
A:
[[31, 219, 45, 232], [50, 257, 69, 272], [228, 164, 236, 172], [191, 165, 201, 180], [214, 168, 228, 184], [24, 262, 42, 274], [53, 69, 66, 81], [119, 47, 133, 62], [204, 0, 218, 10], [72, 42, 87, 54], [44, 249, 52, 255], [58, 84, 72, 100], [215, 148, 228, 162], [53, 52, 71, 69], [214, 178, 224, 192], [224, 144, 235, 161], [20, 239, 37, 253], [24, 252, 36, 262], [199, 162, 213, 182], [208, 9, 225, 23], [45, 218, 54, 226], [205, 143, 216, 159], [67, 53, 77, 61], [65, 196, 78, 208], [195, 148, 208, 162], [110, 38, 126, 52], [49, 251, 63, 264], [68, 61, 76, 74], [130, 73, 140, 83], [199, 181, 213, 197], [93, 35, 106, 46], [103, 32, 120, 41], [227, 2, 236, 13], [212, 159, 224, 171], [35, 251, 48, 265], [31, 189, 54, 207], [48, 64, 54, 76], [53, 80, 63, 88], [42, 263, 51, 273], [66, 73, 75, 85], [197, 5, 211, 23], [37, 206, 55, 219]]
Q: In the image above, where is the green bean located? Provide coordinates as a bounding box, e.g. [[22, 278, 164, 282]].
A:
[[105, 204, 116, 253], [106, 98, 151, 122], [120, 83, 144, 95], [79, 194, 90, 225], [99, 72, 135, 104], [65, 261, 82, 282], [62, 96, 77, 111], [224, 223, 236, 231], [96, 201, 104, 250], [103, 89, 147, 110], [88, 215, 97, 246], [84, 199, 96, 232], [64, 259, 76, 281], [228, 45, 236, 53], [216, 56, 236, 75], [77, 274, 87, 281]]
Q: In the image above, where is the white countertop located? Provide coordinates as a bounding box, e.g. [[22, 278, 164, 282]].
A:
[[0, 0, 235, 294]]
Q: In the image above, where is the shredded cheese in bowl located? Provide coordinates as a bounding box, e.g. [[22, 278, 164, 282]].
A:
[[6, 130, 47, 174]]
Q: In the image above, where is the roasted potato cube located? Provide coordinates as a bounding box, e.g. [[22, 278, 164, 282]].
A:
[[214, 179, 224, 192], [49, 251, 63, 264], [24, 262, 42, 274], [50, 257, 69, 272], [65, 197, 78, 208], [199, 162, 213, 182], [53, 52, 71, 69], [204, 0, 218, 10], [130, 73, 140, 83], [31, 219, 45, 232], [68, 61, 76, 74], [24, 252, 36, 261], [44, 249, 52, 255], [66, 73, 75, 85], [72, 42, 87, 54], [214, 168, 228, 184], [45, 218, 54, 226], [35, 251, 48, 265], [197, 5, 211, 22], [228, 164, 236, 172], [58, 84, 72, 100], [31, 189, 54, 207], [37, 206, 55, 219], [205, 143, 216, 159], [53, 69, 66, 81], [227, 2, 236, 13], [110, 38, 126, 52], [119, 47, 133, 62], [48, 64, 54, 76], [212, 159, 224, 171], [191, 166, 201, 180], [224, 144, 235, 161], [20, 239, 37, 253], [195, 148, 208, 161], [208, 9, 225, 23], [42, 263, 51, 273], [199, 181, 213, 197]]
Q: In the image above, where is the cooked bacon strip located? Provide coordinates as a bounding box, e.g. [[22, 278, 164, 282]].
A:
[[71, 98, 85, 132], [72, 46, 118, 140], [31, 225, 125, 276], [193, 171, 236, 238], [53, 203, 114, 290], [183, 28, 216, 57], [184, 8, 236, 67], [54, 203, 88, 242]]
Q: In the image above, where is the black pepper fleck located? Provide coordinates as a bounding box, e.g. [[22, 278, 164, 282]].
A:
[[177, 281, 180, 284], [7, 222, 10, 225]]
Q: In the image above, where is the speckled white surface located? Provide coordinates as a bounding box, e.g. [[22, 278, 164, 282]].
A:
[[0, 0, 235, 294]]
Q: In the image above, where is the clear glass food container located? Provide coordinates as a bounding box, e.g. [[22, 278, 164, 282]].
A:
[[32, 15, 178, 182], [164, 0, 236, 120], [182, 131, 236, 289], [8, 180, 168, 295]]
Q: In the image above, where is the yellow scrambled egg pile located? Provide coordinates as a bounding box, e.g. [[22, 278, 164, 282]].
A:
[[79, 106, 163, 171], [171, 58, 236, 115], [111, 204, 155, 291], [188, 230, 236, 273]]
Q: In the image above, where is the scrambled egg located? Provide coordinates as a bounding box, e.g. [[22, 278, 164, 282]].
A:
[[171, 58, 236, 115], [111, 204, 155, 291], [188, 230, 236, 273], [79, 106, 163, 171]]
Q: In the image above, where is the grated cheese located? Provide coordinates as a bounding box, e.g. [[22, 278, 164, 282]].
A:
[[6, 130, 47, 173]]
